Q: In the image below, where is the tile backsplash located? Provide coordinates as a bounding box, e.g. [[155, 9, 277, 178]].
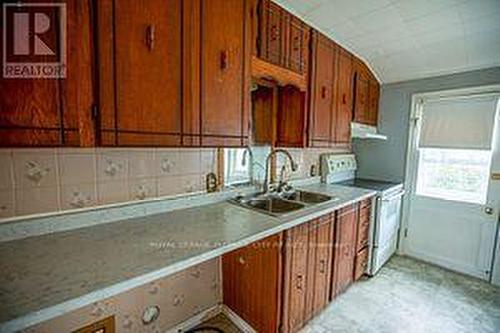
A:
[[0, 145, 350, 220], [0, 148, 217, 219]]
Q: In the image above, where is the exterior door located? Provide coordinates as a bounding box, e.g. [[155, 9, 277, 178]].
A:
[[404, 89, 500, 282]]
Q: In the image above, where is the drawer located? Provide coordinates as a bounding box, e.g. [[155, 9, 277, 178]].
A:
[[354, 247, 368, 280]]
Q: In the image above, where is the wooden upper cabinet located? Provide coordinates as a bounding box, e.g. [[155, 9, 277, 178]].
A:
[[334, 48, 353, 143], [0, 0, 93, 147], [353, 58, 379, 126], [333, 204, 358, 297], [195, 0, 250, 147], [309, 31, 336, 147], [258, 0, 287, 67], [257, 0, 309, 76], [96, 0, 182, 146], [287, 16, 309, 75], [368, 80, 380, 125]]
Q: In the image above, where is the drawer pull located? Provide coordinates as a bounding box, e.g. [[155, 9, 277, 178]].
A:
[[319, 259, 326, 274], [146, 25, 155, 51]]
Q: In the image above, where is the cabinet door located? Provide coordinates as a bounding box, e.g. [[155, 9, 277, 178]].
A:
[[97, 0, 182, 146], [354, 247, 369, 281], [283, 223, 309, 333], [368, 80, 380, 126], [0, 0, 93, 147], [353, 72, 369, 124], [309, 33, 335, 147], [333, 204, 358, 296], [201, 0, 248, 146], [312, 214, 334, 315], [287, 16, 309, 75], [357, 199, 372, 252], [276, 85, 306, 147], [258, 0, 287, 67], [334, 48, 353, 143], [223, 234, 282, 333]]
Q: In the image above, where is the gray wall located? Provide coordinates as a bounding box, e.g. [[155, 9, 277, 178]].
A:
[[353, 67, 500, 183]]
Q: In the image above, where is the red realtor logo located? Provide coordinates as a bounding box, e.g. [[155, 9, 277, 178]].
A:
[[2, 2, 66, 78]]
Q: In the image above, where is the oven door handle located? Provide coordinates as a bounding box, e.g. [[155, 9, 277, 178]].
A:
[[381, 190, 405, 202]]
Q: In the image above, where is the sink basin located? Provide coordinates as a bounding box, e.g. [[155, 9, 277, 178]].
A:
[[245, 197, 305, 215], [231, 195, 305, 216], [282, 190, 334, 204], [230, 189, 337, 216]]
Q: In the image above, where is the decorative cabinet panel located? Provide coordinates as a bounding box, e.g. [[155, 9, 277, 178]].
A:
[[257, 0, 310, 76], [309, 31, 336, 147], [0, 0, 94, 147], [332, 203, 358, 297], [222, 234, 283, 333], [334, 47, 353, 143], [96, 0, 182, 147]]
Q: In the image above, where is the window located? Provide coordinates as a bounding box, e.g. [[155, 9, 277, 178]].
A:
[[224, 148, 250, 186], [415, 148, 491, 204]]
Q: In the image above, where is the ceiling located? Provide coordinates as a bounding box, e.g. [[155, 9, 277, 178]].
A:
[[274, 0, 500, 83]]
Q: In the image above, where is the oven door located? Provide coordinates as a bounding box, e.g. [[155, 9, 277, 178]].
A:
[[370, 190, 404, 275]]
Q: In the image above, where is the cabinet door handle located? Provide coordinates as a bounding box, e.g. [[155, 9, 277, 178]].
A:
[[296, 274, 303, 291], [220, 50, 229, 71], [342, 93, 347, 104], [293, 36, 300, 51], [321, 86, 327, 99], [319, 259, 326, 274], [238, 256, 246, 265], [270, 25, 278, 41], [146, 25, 155, 51]]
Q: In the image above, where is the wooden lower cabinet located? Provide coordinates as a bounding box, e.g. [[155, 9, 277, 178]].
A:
[[222, 200, 372, 333], [222, 234, 283, 333], [332, 204, 358, 297], [354, 199, 372, 281]]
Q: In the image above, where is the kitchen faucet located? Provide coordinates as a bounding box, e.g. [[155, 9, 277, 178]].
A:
[[241, 146, 254, 186], [263, 149, 298, 193]]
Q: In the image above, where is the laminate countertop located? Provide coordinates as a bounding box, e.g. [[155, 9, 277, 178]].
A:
[[0, 183, 375, 333]]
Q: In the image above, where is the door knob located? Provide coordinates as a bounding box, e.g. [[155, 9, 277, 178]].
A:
[[484, 207, 494, 215]]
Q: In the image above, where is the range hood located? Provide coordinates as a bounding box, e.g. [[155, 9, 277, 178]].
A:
[[351, 122, 387, 140]]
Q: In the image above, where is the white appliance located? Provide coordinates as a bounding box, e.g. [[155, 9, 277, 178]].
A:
[[321, 153, 404, 275]]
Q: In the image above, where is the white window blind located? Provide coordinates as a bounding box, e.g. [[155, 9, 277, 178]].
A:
[[419, 95, 499, 150]]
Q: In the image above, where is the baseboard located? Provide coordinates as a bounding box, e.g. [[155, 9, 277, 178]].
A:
[[164, 304, 223, 333], [164, 304, 256, 333], [221, 305, 257, 333]]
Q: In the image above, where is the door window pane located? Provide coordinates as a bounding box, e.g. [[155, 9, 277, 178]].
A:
[[416, 148, 491, 204]]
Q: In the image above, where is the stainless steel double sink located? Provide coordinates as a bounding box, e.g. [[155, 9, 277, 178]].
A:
[[230, 190, 338, 216]]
